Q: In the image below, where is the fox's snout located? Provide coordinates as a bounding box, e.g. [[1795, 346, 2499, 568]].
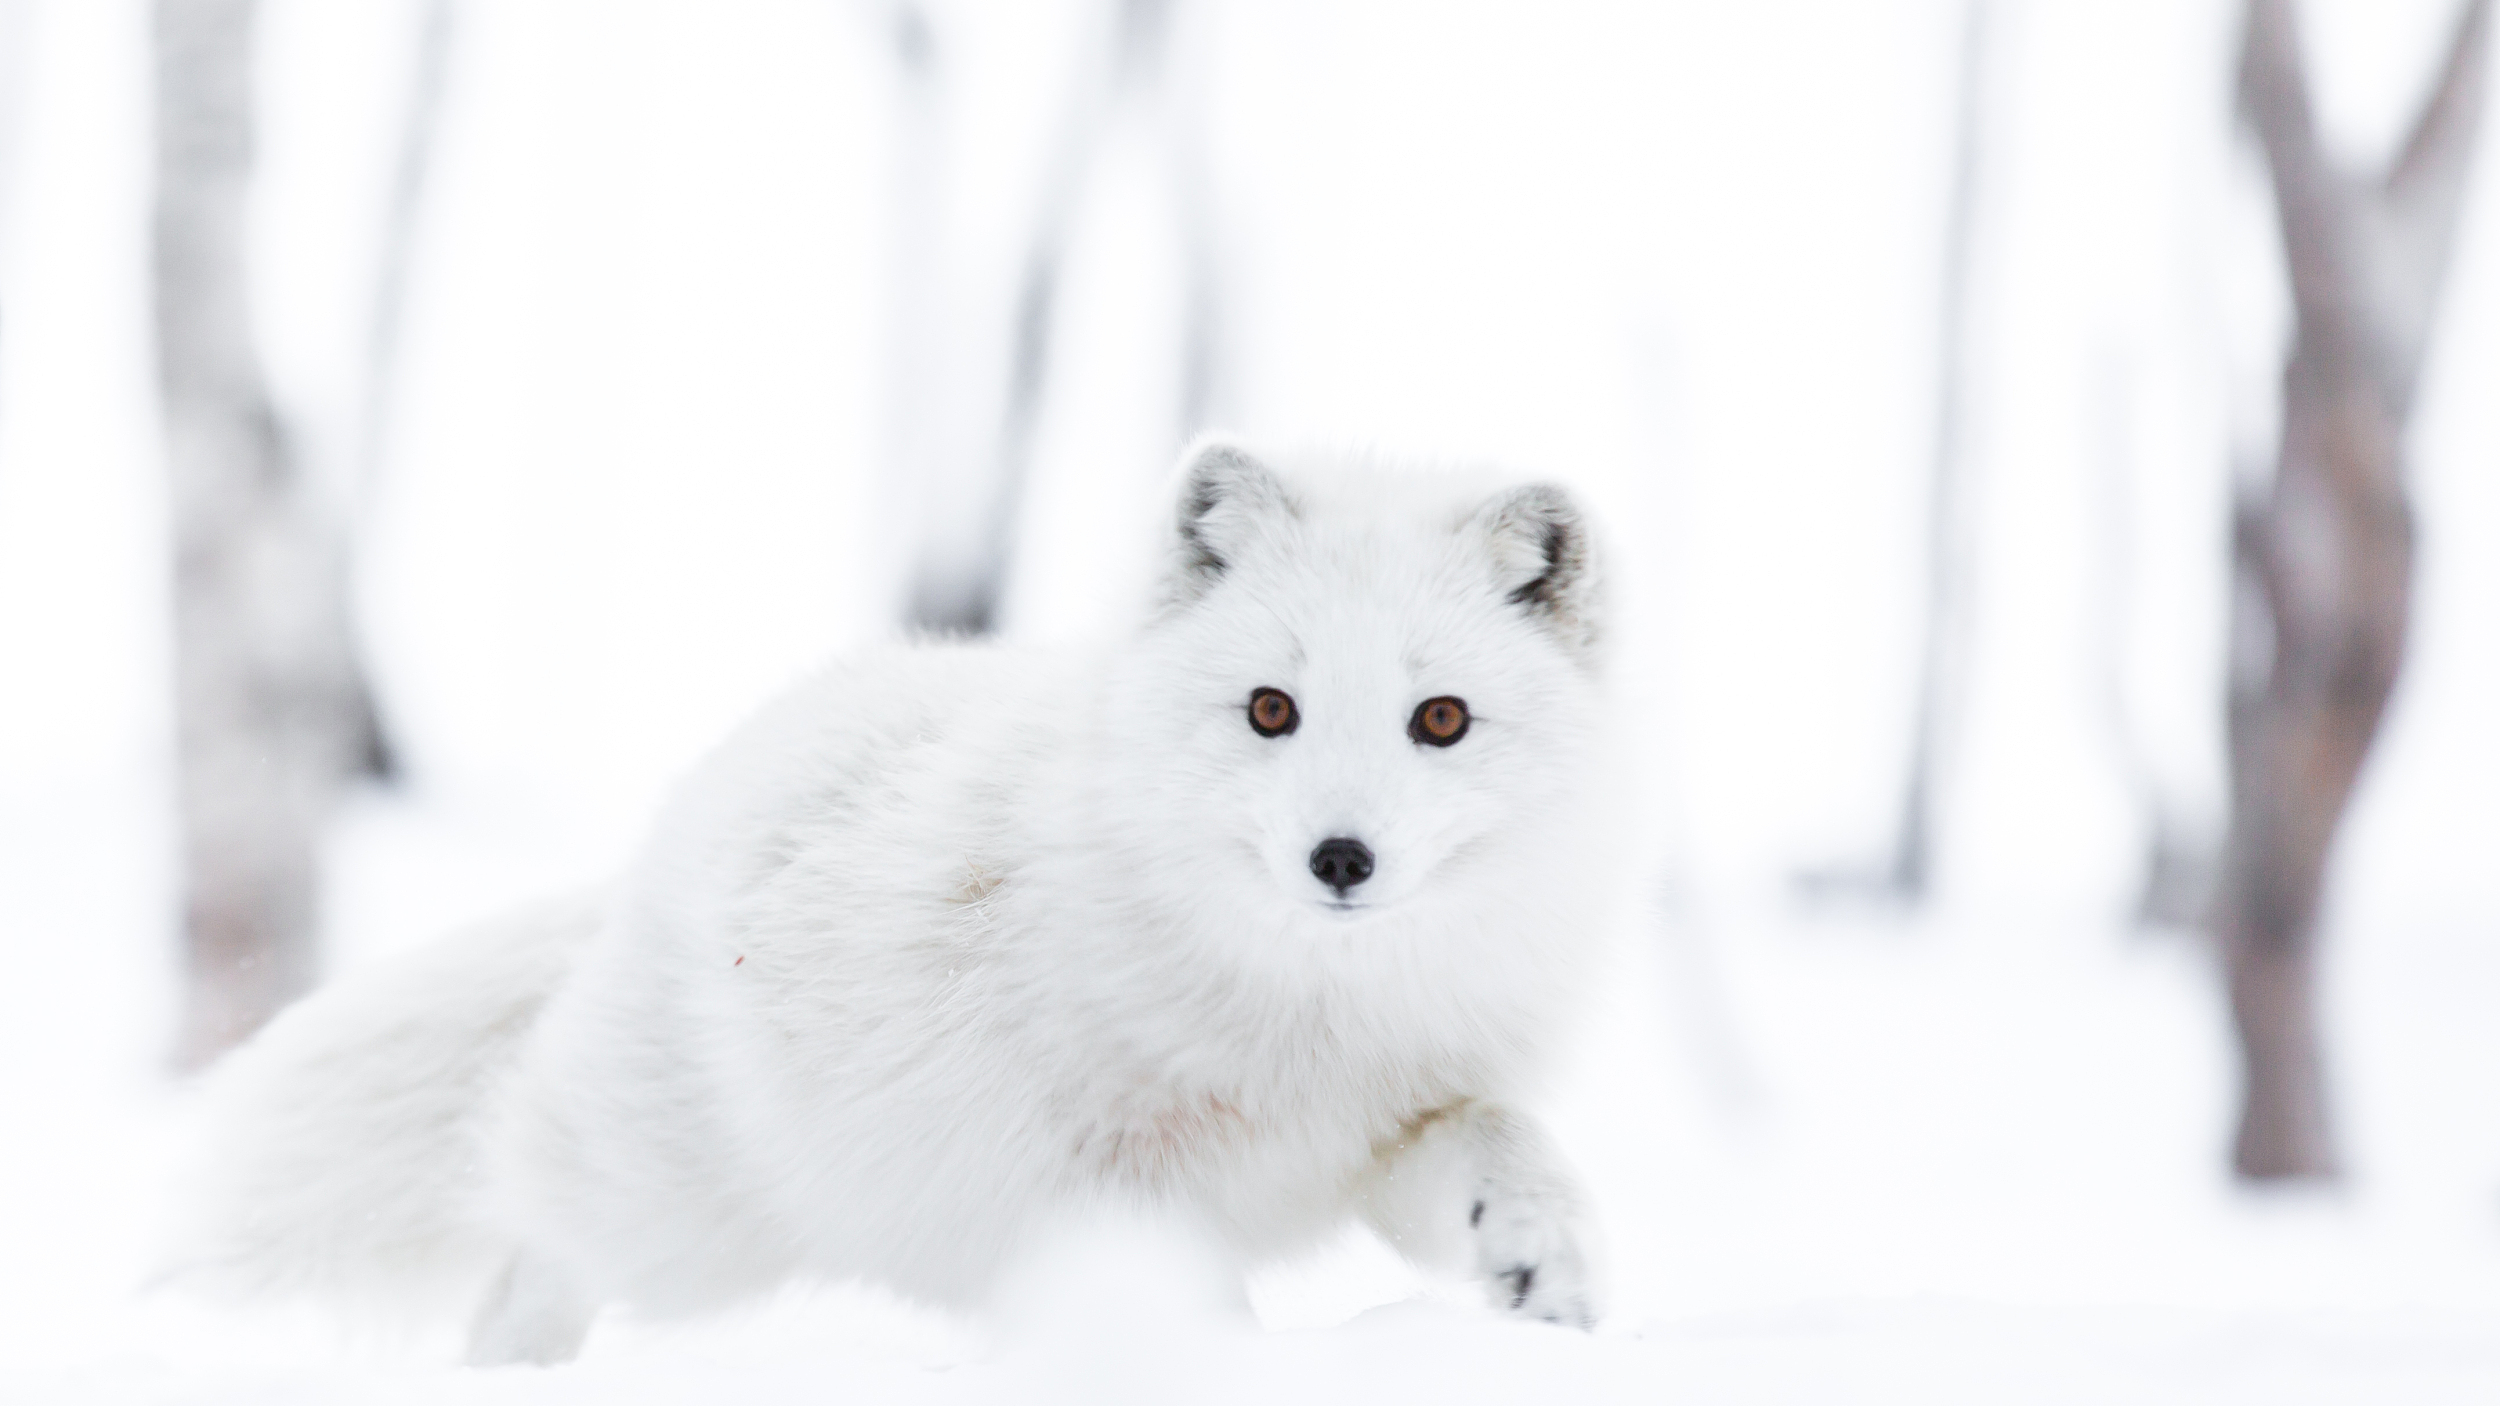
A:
[[1308, 836, 1375, 896]]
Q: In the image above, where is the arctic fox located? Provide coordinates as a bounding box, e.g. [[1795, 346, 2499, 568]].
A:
[[176, 439, 1622, 1364]]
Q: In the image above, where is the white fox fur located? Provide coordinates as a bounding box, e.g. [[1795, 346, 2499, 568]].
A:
[[174, 440, 1624, 1363]]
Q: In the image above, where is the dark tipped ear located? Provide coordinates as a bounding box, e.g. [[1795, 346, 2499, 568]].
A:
[[1167, 437, 1296, 600], [1469, 483, 1602, 656]]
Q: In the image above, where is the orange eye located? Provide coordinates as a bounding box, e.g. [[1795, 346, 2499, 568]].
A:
[[1410, 696, 1470, 746], [1248, 687, 1299, 737]]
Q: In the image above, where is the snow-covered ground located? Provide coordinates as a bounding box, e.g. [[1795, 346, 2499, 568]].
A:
[[6, 0, 2500, 1400], [9, 775, 2500, 1402]]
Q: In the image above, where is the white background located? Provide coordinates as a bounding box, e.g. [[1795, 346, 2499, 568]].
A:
[[2, 1, 2497, 1399]]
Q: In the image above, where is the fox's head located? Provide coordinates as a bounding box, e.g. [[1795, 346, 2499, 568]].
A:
[[1099, 439, 1610, 938]]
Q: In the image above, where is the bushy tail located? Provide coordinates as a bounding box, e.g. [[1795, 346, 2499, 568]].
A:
[[166, 892, 603, 1322]]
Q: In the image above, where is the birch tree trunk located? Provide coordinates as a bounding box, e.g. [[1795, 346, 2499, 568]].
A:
[[155, 0, 384, 1068], [2222, 0, 2487, 1179]]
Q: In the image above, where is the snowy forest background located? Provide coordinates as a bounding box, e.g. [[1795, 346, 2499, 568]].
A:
[[4, 0, 2500, 1399]]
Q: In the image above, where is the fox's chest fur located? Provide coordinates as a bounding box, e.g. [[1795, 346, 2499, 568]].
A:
[[703, 734, 1537, 1213]]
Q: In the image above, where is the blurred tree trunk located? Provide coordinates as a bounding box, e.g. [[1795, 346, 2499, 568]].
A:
[[890, 0, 1215, 635], [1797, 0, 1992, 907], [155, 0, 386, 1068], [2223, 0, 2487, 1179], [1886, 0, 1993, 903]]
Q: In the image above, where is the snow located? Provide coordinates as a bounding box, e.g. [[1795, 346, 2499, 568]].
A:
[[12, 803, 2500, 1400], [7, 0, 2500, 1400]]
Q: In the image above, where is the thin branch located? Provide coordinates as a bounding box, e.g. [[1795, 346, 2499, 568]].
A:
[[971, 0, 1184, 628], [2387, 0, 2492, 212], [2239, 0, 2352, 318], [357, 0, 452, 505], [2380, 0, 2491, 408]]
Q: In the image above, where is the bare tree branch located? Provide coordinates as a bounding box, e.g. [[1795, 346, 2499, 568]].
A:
[[2388, 0, 2491, 215], [2381, 0, 2491, 409], [2240, 0, 2352, 318]]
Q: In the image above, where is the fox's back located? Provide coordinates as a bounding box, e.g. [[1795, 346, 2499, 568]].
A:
[[478, 640, 1109, 1308]]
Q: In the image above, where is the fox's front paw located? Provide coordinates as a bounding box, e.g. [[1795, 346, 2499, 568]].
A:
[[1469, 1187, 1597, 1329]]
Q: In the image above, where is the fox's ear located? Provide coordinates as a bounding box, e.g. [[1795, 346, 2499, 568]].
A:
[[1167, 436, 1296, 600], [1468, 483, 1602, 657]]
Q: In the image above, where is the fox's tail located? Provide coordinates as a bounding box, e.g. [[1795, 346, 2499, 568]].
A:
[[165, 891, 602, 1323]]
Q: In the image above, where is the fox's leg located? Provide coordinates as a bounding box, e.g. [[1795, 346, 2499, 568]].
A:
[[466, 1252, 597, 1366], [1354, 1101, 1600, 1329]]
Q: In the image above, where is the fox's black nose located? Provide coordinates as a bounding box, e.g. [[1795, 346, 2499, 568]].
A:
[[1309, 837, 1375, 895]]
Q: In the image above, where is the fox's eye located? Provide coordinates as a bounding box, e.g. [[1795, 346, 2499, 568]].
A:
[[1409, 696, 1470, 746], [1248, 687, 1299, 737]]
